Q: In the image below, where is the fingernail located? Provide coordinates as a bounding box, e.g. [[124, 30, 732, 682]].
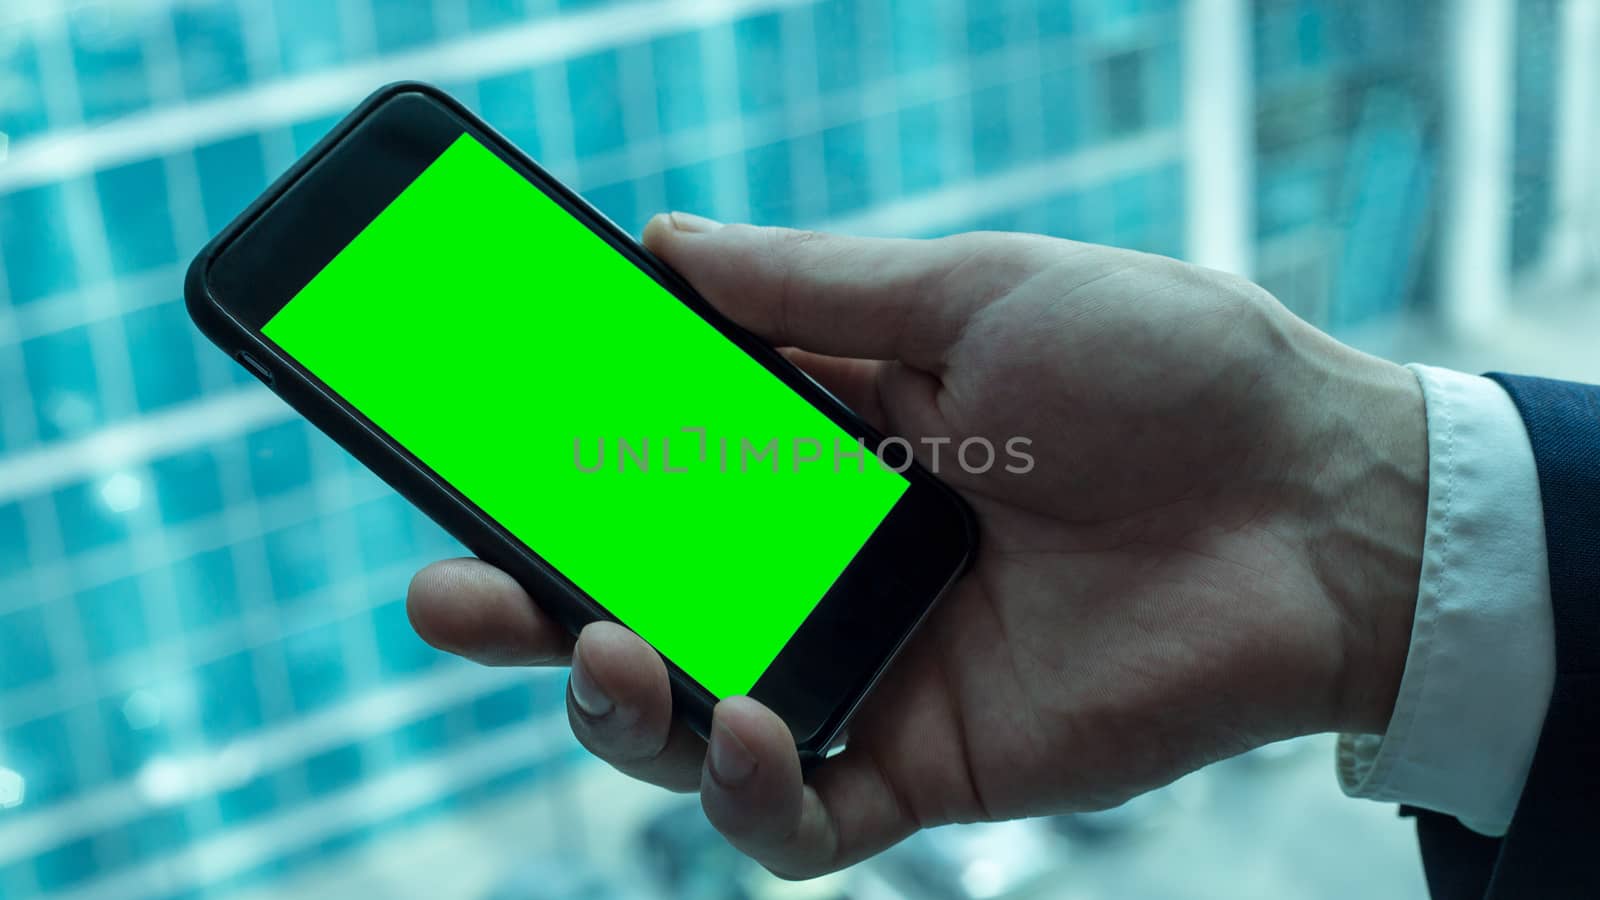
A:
[[568, 647, 614, 719], [669, 211, 722, 233], [707, 721, 756, 788]]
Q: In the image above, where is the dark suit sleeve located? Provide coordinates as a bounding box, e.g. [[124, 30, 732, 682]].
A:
[[1405, 374, 1600, 899]]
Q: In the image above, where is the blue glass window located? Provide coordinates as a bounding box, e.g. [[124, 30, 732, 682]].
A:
[[1113, 171, 1154, 239], [372, 597, 437, 675], [1045, 191, 1084, 240], [172, 547, 242, 629], [467, 0, 530, 31], [0, 605, 55, 690], [194, 135, 269, 235], [735, 15, 786, 116], [890, 0, 950, 74], [568, 51, 626, 156], [391, 711, 451, 762], [53, 478, 129, 556], [813, 0, 862, 94], [76, 575, 149, 659], [967, 1, 1009, 55], [823, 122, 870, 215], [25, 325, 103, 442], [371, 0, 437, 54], [971, 85, 1015, 175], [1099, 49, 1149, 137], [291, 114, 341, 156], [745, 140, 793, 225], [151, 447, 225, 526], [0, 33, 50, 140], [196, 650, 265, 740], [970, 210, 1022, 234], [97, 157, 178, 275], [584, 179, 640, 235], [1080, 181, 1120, 245], [352, 495, 417, 570], [0, 861, 33, 900], [69, 8, 152, 122], [263, 520, 330, 605], [246, 421, 313, 497], [1039, 66, 1084, 153], [1147, 41, 1181, 127], [1078, 0, 1138, 33], [898, 103, 943, 194], [663, 161, 716, 217], [412, 517, 466, 560], [1040, 1, 1076, 35], [652, 32, 708, 134], [3, 713, 77, 806], [215, 771, 279, 824], [1296, 5, 1327, 66], [283, 622, 348, 712], [124, 300, 203, 412], [304, 743, 363, 796], [1257, 154, 1330, 238], [33, 835, 97, 891], [274, 0, 345, 74], [472, 684, 535, 731], [477, 72, 542, 157], [0, 183, 79, 304], [0, 502, 28, 580], [100, 689, 174, 778], [171, 1, 249, 99], [127, 808, 190, 863], [1254, 8, 1297, 84]]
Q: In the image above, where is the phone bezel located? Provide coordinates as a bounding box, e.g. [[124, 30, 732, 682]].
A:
[[184, 82, 976, 759]]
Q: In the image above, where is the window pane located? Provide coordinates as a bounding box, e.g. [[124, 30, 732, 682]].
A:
[[0, 184, 79, 304], [69, 7, 152, 122], [194, 134, 269, 235], [477, 71, 543, 157], [124, 299, 204, 412], [76, 575, 149, 659], [97, 157, 178, 275], [652, 32, 707, 134], [568, 51, 626, 156], [171, 0, 250, 98], [0, 606, 56, 690], [24, 327, 103, 442]]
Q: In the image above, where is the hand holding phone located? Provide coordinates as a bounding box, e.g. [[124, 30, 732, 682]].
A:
[[191, 83, 1424, 879], [412, 213, 1427, 877]]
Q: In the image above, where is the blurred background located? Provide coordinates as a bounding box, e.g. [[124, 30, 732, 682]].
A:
[[2, 0, 1598, 897]]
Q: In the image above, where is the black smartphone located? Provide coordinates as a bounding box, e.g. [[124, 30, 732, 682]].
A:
[[184, 82, 976, 761]]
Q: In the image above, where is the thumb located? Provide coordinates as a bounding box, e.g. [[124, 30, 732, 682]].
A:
[[642, 213, 976, 370]]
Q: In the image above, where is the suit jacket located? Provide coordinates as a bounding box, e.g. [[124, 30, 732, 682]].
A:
[[1407, 374, 1600, 899]]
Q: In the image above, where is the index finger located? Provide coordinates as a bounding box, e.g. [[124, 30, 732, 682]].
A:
[[643, 216, 989, 371]]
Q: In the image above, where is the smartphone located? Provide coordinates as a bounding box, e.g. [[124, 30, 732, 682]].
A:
[[185, 82, 976, 761]]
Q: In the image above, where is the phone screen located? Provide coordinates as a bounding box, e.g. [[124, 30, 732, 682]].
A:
[[262, 132, 909, 698]]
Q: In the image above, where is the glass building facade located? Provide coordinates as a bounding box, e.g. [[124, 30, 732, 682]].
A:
[[0, 1, 1587, 897]]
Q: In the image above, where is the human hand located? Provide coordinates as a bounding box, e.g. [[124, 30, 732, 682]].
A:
[[407, 214, 1426, 878]]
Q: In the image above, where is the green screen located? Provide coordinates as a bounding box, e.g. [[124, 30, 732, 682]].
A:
[[263, 133, 908, 698]]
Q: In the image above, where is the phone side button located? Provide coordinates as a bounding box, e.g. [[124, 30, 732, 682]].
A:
[[235, 351, 275, 386]]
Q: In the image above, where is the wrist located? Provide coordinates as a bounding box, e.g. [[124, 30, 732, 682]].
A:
[[1280, 325, 1427, 735]]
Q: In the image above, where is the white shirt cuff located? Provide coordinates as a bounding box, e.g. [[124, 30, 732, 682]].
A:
[[1336, 364, 1554, 836]]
